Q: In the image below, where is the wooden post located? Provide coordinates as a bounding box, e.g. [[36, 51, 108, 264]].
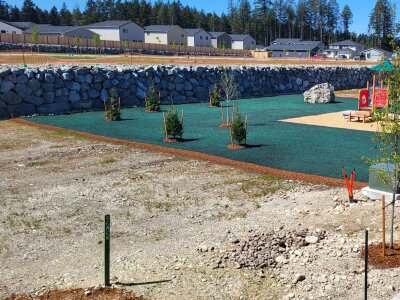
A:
[[220, 102, 224, 125], [382, 196, 386, 257], [372, 74, 376, 110], [181, 110, 184, 126], [163, 112, 168, 139], [229, 123, 233, 145], [104, 214, 111, 286], [365, 230, 368, 300]]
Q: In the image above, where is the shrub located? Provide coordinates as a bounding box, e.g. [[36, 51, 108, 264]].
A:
[[145, 83, 161, 112], [105, 96, 121, 121], [209, 84, 221, 107], [165, 108, 183, 139], [231, 112, 246, 144]]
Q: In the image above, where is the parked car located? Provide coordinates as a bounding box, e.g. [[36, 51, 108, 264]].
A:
[[312, 54, 326, 60]]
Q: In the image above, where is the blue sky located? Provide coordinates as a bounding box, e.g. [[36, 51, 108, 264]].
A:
[[10, 0, 398, 34]]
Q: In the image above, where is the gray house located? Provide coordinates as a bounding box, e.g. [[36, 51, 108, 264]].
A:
[[184, 28, 212, 47], [85, 20, 144, 42], [209, 32, 232, 49], [265, 39, 324, 58], [0, 19, 26, 34], [361, 48, 393, 61], [230, 34, 256, 50], [25, 25, 97, 39]]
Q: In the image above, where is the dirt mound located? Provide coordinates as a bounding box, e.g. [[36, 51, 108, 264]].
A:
[[4, 287, 144, 300], [361, 243, 400, 269]]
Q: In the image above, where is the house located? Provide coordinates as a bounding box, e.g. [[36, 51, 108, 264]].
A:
[[85, 20, 144, 42], [265, 39, 324, 58], [361, 48, 393, 61], [229, 34, 256, 50], [209, 32, 232, 49], [25, 25, 97, 39], [323, 40, 365, 59], [184, 29, 212, 47], [144, 25, 187, 46], [0, 19, 26, 34]]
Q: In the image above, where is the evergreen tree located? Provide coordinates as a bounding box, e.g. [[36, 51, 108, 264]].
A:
[[21, 0, 38, 23], [83, 0, 99, 24], [341, 4, 353, 39], [369, 0, 396, 51], [49, 6, 59, 25], [72, 5, 83, 26], [59, 2, 72, 25], [10, 6, 21, 22], [0, 1, 10, 21]]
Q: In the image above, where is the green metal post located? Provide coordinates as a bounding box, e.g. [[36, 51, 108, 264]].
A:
[[104, 214, 110, 286]]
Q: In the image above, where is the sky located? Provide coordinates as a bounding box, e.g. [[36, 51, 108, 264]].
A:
[[9, 0, 400, 35]]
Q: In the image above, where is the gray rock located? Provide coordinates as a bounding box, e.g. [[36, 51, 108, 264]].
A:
[[136, 87, 146, 100], [44, 73, 55, 83], [88, 89, 100, 99], [42, 83, 54, 92], [28, 78, 41, 91], [37, 102, 71, 115], [68, 82, 81, 91], [305, 235, 319, 244], [2, 90, 22, 105], [71, 100, 92, 110], [54, 79, 64, 89], [173, 95, 187, 103], [0, 68, 10, 77], [62, 73, 73, 81], [100, 89, 109, 101], [7, 103, 36, 117], [24, 95, 44, 105], [15, 84, 32, 98], [304, 83, 335, 104], [1, 80, 14, 93], [69, 91, 81, 102], [55, 88, 69, 97], [16, 74, 28, 84], [55, 96, 69, 103], [43, 91, 55, 103]]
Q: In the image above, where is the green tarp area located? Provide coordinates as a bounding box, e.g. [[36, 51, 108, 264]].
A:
[[29, 95, 376, 182], [370, 60, 395, 72]]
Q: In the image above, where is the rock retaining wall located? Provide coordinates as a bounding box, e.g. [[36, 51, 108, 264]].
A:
[[0, 65, 372, 119]]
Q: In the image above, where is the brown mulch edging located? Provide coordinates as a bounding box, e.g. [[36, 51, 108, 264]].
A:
[[11, 118, 367, 189], [360, 243, 400, 269], [4, 287, 144, 300]]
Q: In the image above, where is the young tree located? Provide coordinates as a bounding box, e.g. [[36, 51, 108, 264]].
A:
[[105, 96, 121, 121], [231, 111, 247, 145], [31, 25, 39, 53], [145, 83, 161, 112], [73, 35, 81, 54], [221, 69, 238, 102], [365, 61, 400, 249], [164, 108, 183, 140], [92, 33, 101, 54]]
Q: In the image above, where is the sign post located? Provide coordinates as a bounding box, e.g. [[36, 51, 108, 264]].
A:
[[104, 214, 111, 286]]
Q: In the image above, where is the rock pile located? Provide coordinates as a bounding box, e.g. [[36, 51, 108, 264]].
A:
[[214, 228, 326, 269]]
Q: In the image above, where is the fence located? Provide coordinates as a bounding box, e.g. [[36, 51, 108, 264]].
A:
[[0, 33, 252, 57]]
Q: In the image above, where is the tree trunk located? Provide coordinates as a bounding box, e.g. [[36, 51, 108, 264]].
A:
[[391, 191, 395, 249]]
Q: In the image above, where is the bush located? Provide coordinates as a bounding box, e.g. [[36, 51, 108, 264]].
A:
[[209, 84, 221, 107], [231, 112, 246, 144], [165, 108, 183, 139], [105, 96, 121, 121], [145, 83, 161, 112]]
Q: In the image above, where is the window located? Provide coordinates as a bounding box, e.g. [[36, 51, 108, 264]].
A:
[[123, 29, 128, 33], [181, 34, 184, 38], [206, 36, 208, 40], [1, 30, 5, 33], [200, 36, 202, 40]]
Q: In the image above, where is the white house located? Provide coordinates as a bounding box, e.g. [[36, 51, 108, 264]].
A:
[[361, 48, 393, 61], [0, 19, 25, 34], [86, 20, 144, 42], [144, 25, 187, 45], [209, 32, 232, 49], [184, 28, 212, 47], [323, 40, 365, 59], [229, 34, 256, 50], [25, 25, 96, 39]]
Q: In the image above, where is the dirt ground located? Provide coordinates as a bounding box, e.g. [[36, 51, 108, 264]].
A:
[[0, 52, 375, 67], [1, 120, 400, 300]]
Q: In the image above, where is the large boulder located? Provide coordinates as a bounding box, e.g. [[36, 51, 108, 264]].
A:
[[304, 83, 335, 104]]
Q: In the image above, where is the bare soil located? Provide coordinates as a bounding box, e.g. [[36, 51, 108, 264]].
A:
[[1, 120, 400, 300]]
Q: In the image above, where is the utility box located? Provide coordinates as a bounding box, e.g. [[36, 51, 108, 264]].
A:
[[369, 163, 400, 194]]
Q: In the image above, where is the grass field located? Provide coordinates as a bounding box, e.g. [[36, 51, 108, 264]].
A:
[[0, 52, 375, 67], [28, 94, 375, 182]]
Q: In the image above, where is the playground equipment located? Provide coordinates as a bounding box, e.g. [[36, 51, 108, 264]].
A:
[[358, 74, 389, 111]]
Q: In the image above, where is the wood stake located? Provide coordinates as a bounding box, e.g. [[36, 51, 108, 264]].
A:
[[163, 112, 167, 139], [229, 123, 233, 145], [181, 110, 184, 126], [382, 195, 386, 257], [220, 102, 224, 124], [372, 74, 376, 109]]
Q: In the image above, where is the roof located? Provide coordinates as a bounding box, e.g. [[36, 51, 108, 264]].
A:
[[86, 20, 133, 28], [265, 44, 321, 52], [271, 38, 302, 44], [8, 21, 37, 30], [184, 28, 210, 36], [330, 40, 363, 47], [362, 48, 393, 57], [144, 25, 181, 33], [229, 34, 254, 41], [209, 32, 228, 38], [25, 25, 93, 34]]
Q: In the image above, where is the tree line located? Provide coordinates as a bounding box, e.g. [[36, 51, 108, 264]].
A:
[[0, 0, 398, 51]]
